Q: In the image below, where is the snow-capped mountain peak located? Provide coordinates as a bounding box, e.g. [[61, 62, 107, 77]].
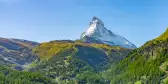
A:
[[82, 17, 114, 37], [81, 17, 136, 49], [90, 16, 104, 26]]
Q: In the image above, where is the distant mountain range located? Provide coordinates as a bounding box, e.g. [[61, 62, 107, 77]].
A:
[[0, 17, 167, 84], [0, 17, 136, 68]]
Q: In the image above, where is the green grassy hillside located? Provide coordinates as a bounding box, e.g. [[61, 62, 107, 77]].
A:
[[33, 40, 130, 64], [32, 40, 131, 83], [105, 28, 168, 84]]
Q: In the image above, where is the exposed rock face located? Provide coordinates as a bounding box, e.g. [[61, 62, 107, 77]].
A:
[[0, 37, 39, 67]]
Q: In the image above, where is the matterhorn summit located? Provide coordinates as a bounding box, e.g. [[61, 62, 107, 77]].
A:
[[81, 16, 136, 49]]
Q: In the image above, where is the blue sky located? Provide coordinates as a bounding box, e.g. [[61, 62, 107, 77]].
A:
[[0, 0, 168, 47]]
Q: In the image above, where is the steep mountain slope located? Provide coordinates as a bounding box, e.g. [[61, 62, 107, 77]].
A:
[[104, 28, 168, 84], [156, 28, 168, 41], [0, 38, 39, 68], [32, 40, 131, 83], [81, 17, 136, 49]]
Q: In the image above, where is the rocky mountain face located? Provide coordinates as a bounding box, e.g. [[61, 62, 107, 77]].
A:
[[0, 38, 39, 69], [81, 17, 136, 49]]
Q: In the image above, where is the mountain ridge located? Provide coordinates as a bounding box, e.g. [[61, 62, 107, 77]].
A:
[[156, 28, 168, 41]]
